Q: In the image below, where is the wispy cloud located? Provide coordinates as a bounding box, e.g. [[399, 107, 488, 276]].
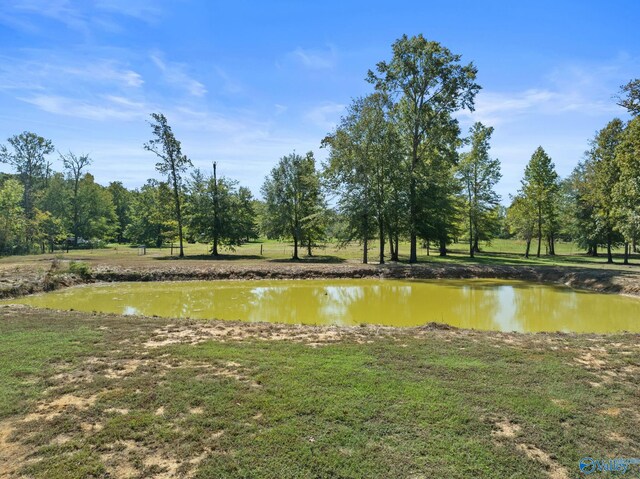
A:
[[20, 94, 148, 121], [0, 0, 163, 34], [305, 102, 345, 130], [94, 0, 164, 23], [150, 52, 207, 97], [289, 46, 337, 70], [0, 54, 144, 94], [464, 57, 635, 126]]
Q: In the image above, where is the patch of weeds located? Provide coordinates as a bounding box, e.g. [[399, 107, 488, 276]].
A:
[[68, 261, 92, 278]]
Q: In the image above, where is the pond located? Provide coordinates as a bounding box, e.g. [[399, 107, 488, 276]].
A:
[[5, 279, 640, 333]]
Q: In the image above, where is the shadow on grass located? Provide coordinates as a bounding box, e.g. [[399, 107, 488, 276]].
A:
[[154, 254, 264, 261], [268, 255, 346, 264]]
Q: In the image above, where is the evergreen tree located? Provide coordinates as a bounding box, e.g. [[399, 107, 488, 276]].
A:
[[144, 113, 192, 258], [519, 147, 559, 257]]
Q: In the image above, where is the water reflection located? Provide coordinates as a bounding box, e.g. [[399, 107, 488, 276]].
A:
[[5, 279, 640, 333]]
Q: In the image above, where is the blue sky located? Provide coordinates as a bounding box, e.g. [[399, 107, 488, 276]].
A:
[[0, 0, 638, 201]]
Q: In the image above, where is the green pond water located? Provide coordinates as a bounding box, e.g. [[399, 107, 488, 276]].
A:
[[5, 279, 640, 333]]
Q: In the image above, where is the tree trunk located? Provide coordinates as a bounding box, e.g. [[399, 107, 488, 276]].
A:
[[536, 205, 542, 258], [393, 233, 399, 261], [439, 239, 446, 257], [624, 242, 629, 265], [607, 234, 613, 264], [409, 136, 418, 264], [212, 235, 219, 256], [388, 235, 395, 261], [473, 236, 480, 254], [292, 237, 299, 260], [525, 238, 531, 258], [468, 211, 474, 258], [171, 169, 185, 258], [548, 233, 555, 256], [307, 238, 312, 257], [592, 244, 598, 257], [378, 219, 385, 265], [363, 236, 368, 264]]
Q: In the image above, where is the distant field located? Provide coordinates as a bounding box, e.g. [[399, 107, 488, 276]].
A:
[[2, 238, 636, 272]]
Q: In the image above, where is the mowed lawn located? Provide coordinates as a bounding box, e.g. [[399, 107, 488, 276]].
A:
[[1, 306, 638, 478], [2, 238, 639, 276]]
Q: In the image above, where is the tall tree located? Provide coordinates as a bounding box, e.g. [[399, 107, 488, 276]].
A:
[[323, 93, 402, 264], [367, 34, 480, 263], [108, 181, 133, 243], [144, 113, 192, 258], [0, 132, 54, 219], [261, 152, 324, 260], [519, 147, 559, 257], [507, 194, 536, 258], [60, 151, 92, 245], [617, 79, 640, 117], [186, 167, 257, 255], [614, 116, 640, 263], [584, 119, 625, 263], [125, 180, 175, 248], [457, 122, 501, 257], [0, 179, 26, 254], [75, 173, 117, 241]]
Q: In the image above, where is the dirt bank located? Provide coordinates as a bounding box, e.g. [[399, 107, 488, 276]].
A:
[[1, 259, 639, 299]]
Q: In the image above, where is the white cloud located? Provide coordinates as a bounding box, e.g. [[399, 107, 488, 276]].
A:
[[150, 52, 207, 97], [463, 58, 635, 127], [0, 55, 144, 92]]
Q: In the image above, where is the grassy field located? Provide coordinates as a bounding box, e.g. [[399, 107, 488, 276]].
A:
[[2, 238, 639, 272], [1, 306, 638, 479], [0, 239, 638, 478]]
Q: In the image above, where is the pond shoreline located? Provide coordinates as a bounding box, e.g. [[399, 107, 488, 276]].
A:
[[1, 260, 639, 300]]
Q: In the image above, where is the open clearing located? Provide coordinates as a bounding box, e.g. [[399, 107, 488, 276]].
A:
[[1, 246, 639, 478]]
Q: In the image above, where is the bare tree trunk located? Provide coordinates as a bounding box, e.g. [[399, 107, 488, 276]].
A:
[[378, 219, 385, 265], [607, 234, 613, 264], [439, 239, 446, 257], [307, 238, 312, 257], [292, 237, 299, 260], [536, 205, 542, 258], [409, 137, 418, 264], [473, 236, 480, 254], [388, 235, 395, 261], [624, 242, 629, 265], [212, 236, 218, 256], [393, 233, 399, 261], [525, 238, 531, 258], [363, 237, 368, 264], [468, 210, 474, 258]]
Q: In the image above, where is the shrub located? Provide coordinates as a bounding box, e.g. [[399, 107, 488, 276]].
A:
[[69, 261, 92, 278]]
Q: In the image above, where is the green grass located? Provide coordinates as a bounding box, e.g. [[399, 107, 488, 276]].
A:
[[1, 307, 638, 478], [2, 237, 639, 274]]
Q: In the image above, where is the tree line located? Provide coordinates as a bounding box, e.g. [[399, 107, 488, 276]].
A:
[[1, 34, 638, 264]]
